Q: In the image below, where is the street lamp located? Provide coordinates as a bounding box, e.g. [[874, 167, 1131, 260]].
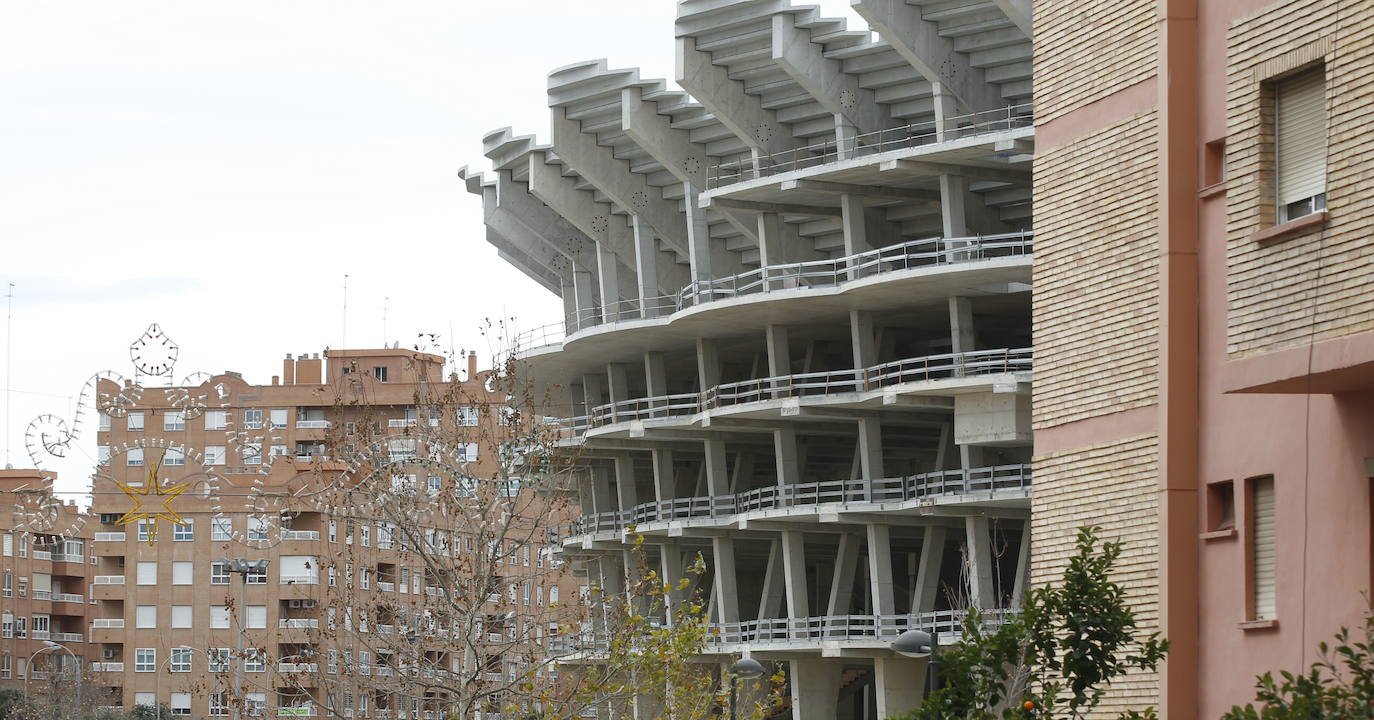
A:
[[25, 640, 79, 717], [890, 629, 940, 692], [728, 657, 767, 720], [220, 557, 270, 720]]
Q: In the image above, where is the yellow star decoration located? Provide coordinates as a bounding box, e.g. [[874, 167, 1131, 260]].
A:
[[115, 459, 192, 545]]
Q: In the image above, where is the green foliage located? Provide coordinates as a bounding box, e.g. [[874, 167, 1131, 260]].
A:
[[1220, 613, 1374, 720], [897, 526, 1168, 720]]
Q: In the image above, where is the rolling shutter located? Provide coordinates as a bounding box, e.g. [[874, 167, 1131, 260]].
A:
[[1276, 69, 1327, 208], [1252, 478, 1277, 621]]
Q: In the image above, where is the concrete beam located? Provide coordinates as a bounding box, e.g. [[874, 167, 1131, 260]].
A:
[[488, 233, 564, 295], [705, 197, 844, 217], [771, 12, 888, 150], [780, 178, 941, 202], [852, 0, 1005, 114], [879, 158, 1031, 185], [992, 0, 1033, 38], [676, 36, 799, 156]]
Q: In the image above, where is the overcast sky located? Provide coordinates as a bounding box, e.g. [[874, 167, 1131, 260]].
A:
[[0, 0, 865, 499]]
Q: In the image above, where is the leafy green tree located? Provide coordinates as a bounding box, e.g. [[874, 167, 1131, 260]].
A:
[[1220, 612, 1374, 719], [897, 526, 1168, 720]]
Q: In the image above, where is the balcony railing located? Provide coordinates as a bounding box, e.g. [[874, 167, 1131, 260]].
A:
[[278, 661, 319, 673], [584, 348, 1031, 430], [553, 464, 1030, 542], [512, 231, 1033, 352], [32, 550, 51, 561], [296, 420, 331, 429], [388, 419, 417, 428], [279, 619, 319, 629], [32, 630, 49, 640], [90, 662, 123, 672], [708, 103, 1034, 188], [94, 532, 126, 542], [52, 593, 84, 604], [377, 581, 396, 593], [50, 553, 83, 563], [93, 576, 125, 585], [279, 574, 318, 585], [51, 632, 82, 642], [32, 591, 50, 601], [280, 530, 320, 541], [91, 619, 125, 628]]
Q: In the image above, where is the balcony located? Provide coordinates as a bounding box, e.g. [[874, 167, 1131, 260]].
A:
[[52, 593, 84, 604], [93, 575, 125, 584], [279, 530, 320, 541], [50, 553, 83, 564], [90, 662, 123, 672], [376, 581, 395, 593], [277, 661, 319, 673], [279, 619, 319, 630], [277, 708, 316, 718], [387, 419, 416, 428], [91, 619, 125, 628], [553, 464, 1031, 542], [32, 630, 49, 640], [279, 575, 318, 585], [32, 591, 51, 601], [51, 632, 82, 643], [514, 231, 1033, 353], [296, 420, 330, 429], [32, 550, 51, 561]]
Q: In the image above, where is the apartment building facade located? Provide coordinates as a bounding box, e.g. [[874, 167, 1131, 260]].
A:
[[1033, 0, 1374, 716], [464, 1, 1035, 718], [0, 470, 91, 691], [87, 347, 574, 717]]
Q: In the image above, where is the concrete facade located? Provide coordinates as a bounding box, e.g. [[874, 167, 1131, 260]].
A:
[[465, 2, 1035, 718]]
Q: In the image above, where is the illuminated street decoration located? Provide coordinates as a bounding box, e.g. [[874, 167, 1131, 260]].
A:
[[114, 459, 191, 545]]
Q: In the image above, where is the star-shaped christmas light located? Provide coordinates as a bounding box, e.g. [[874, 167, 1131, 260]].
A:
[[115, 458, 191, 545]]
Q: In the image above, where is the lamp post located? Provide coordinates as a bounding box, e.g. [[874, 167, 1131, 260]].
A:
[[25, 640, 79, 718], [890, 628, 940, 692], [728, 657, 766, 720], [221, 557, 270, 720]]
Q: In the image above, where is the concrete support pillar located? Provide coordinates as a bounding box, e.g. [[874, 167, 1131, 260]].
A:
[[613, 454, 637, 512], [781, 530, 809, 619], [826, 533, 861, 616], [729, 451, 754, 494], [857, 418, 885, 482], [965, 516, 996, 609], [596, 239, 621, 322], [591, 465, 615, 517], [835, 113, 860, 160], [644, 351, 668, 419], [932, 81, 958, 142], [684, 185, 714, 285], [788, 659, 843, 720], [773, 426, 800, 486], [850, 310, 878, 370], [712, 537, 740, 624], [660, 543, 685, 623], [632, 215, 662, 317], [560, 278, 578, 327], [1012, 520, 1032, 606], [765, 324, 791, 401], [704, 437, 730, 497], [867, 524, 895, 617], [572, 269, 597, 331], [874, 657, 927, 718], [583, 373, 607, 417], [939, 174, 969, 239], [757, 211, 787, 270], [948, 296, 976, 355], [757, 540, 785, 619], [913, 526, 946, 613], [840, 194, 872, 258], [697, 337, 721, 393], [651, 448, 675, 504], [606, 363, 630, 404]]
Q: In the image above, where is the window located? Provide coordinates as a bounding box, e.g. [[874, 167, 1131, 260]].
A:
[[211, 606, 231, 629], [205, 410, 228, 430], [98, 412, 111, 431], [461, 442, 479, 462], [1249, 476, 1277, 622], [1205, 480, 1236, 535], [135, 692, 156, 708], [135, 648, 155, 672], [1275, 67, 1328, 223], [16, 536, 24, 558], [205, 445, 226, 466], [244, 409, 263, 429], [209, 692, 229, 717], [428, 475, 442, 495], [127, 412, 144, 431], [246, 605, 267, 629], [328, 520, 337, 543], [164, 446, 185, 466], [97, 446, 110, 466], [137, 519, 153, 543], [269, 444, 288, 459], [270, 409, 288, 429], [360, 568, 370, 590], [244, 648, 265, 672], [242, 442, 262, 465], [457, 406, 480, 426], [170, 647, 192, 672], [2, 534, 10, 557], [360, 525, 370, 547], [15, 579, 24, 600], [246, 563, 267, 584], [12, 617, 23, 637], [209, 648, 230, 672], [373, 366, 389, 382], [170, 691, 192, 715], [0, 655, 9, 679], [136, 605, 157, 629], [173, 520, 193, 542], [172, 605, 193, 629], [327, 567, 336, 587], [247, 516, 268, 542], [2, 574, 10, 598], [246, 693, 267, 716], [389, 438, 417, 462], [164, 411, 185, 431], [212, 517, 232, 541], [136, 562, 157, 585], [127, 447, 145, 467], [29, 614, 48, 636], [328, 650, 339, 674]]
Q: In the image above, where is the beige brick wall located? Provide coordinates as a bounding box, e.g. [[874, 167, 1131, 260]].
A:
[[1032, 434, 1161, 717], [1031, 111, 1160, 430], [1032, 0, 1156, 123], [1226, 0, 1374, 357]]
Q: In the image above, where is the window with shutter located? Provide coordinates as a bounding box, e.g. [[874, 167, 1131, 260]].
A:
[[1275, 68, 1327, 222], [1250, 477, 1277, 621]]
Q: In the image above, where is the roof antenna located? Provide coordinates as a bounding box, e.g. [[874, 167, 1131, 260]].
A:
[[4, 282, 12, 469], [383, 296, 390, 348], [341, 274, 350, 351]]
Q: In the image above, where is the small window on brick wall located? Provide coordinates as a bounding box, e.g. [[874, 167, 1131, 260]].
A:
[[1274, 67, 1327, 222], [1246, 476, 1277, 624]]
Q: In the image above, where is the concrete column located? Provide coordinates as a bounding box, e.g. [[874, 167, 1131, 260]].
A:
[[948, 297, 976, 355], [774, 426, 800, 485], [560, 278, 578, 327], [729, 451, 755, 494], [697, 337, 721, 394], [932, 81, 958, 143], [788, 659, 842, 720], [867, 524, 896, 617], [913, 526, 946, 613], [840, 194, 872, 259], [660, 543, 685, 623], [572, 269, 597, 331], [583, 373, 607, 417], [613, 454, 637, 512], [857, 418, 885, 482], [606, 363, 630, 404], [704, 437, 730, 497], [765, 324, 791, 401], [684, 185, 714, 285], [757, 540, 785, 619], [644, 351, 668, 419], [712, 537, 740, 624], [826, 533, 861, 616], [632, 215, 661, 317], [835, 113, 860, 160], [591, 465, 615, 517], [757, 211, 787, 270], [651, 448, 675, 504], [781, 530, 809, 619], [596, 239, 621, 321], [874, 657, 927, 718], [850, 310, 878, 371], [939, 173, 969, 239], [965, 516, 995, 610], [1012, 520, 1032, 605]]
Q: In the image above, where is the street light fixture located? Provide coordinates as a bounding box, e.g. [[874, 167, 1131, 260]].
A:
[[890, 629, 941, 693], [25, 640, 79, 718], [220, 557, 270, 720], [728, 657, 767, 720]]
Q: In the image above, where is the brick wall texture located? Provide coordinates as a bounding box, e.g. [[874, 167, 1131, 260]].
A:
[[1226, 0, 1374, 357], [1031, 111, 1160, 430], [1031, 434, 1161, 717], [1032, 0, 1156, 122]]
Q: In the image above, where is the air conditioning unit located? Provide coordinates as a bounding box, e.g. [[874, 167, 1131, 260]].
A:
[[300, 599, 317, 609], [288, 600, 303, 609], [102, 649, 117, 659]]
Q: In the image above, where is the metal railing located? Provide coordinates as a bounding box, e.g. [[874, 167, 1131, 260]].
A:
[[377, 581, 396, 592], [585, 348, 1031, 430], [280, 530, 320, 541], [296, 420, 331, 429], [708, 103, 1033, 188], [552, 464, 1029, 542], [93, 576, 125, 585], [279, 619, 319, 629], [94, 532, 126, 542], [279, 574, 318, 585], [51, 632, 82, 642], [511, 230, 1033, 353], [91, 619, 125, 628], [52, 593, 83, 604], [90, 662, 123, 672]]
